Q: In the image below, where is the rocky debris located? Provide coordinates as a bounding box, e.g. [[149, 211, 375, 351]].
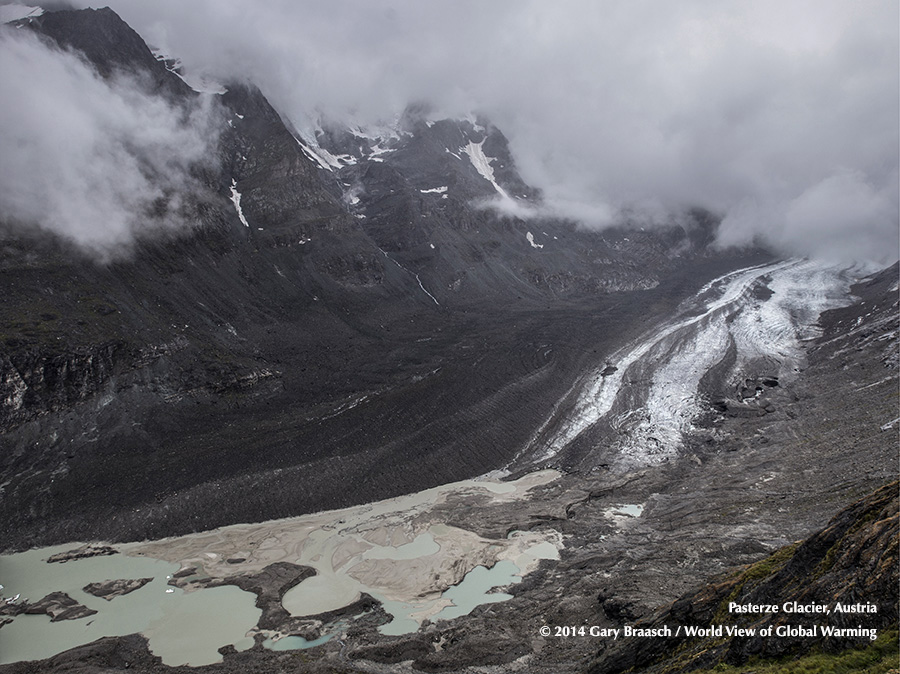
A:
[[171, 566, 197, 578], [23, 592, 98, 622], [816, 262, 899, 372], [300, 593, 379, 626], [1, 263, 894, 674], [83, 578, 153, 601], [588, 481, 899, 674], [715, 399, 769, 417], [597, 589, 639, 622], [2, 634, 165, 674], [46, 544, 118, 563], [0, 599, 23, 618], [412, 622, 532, 672], [347, 635, 433, 665], [0, 343, 122, 429], [170, 561, 316, 631], [0, 617, 11, 629]]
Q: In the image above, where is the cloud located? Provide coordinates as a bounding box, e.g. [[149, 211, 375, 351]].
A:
[[0, 27, 221, 260], [719, 168, 899, 261], [47, 1, 900, 263]]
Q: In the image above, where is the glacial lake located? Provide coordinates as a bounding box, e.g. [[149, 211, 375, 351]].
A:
[[0, 544, 259, 666], [1, 470, 562, 663]]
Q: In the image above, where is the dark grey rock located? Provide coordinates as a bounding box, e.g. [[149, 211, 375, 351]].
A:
[[46, 545, 118, 564], [83, 578, 153, 601], [24, 592, 97, 622]]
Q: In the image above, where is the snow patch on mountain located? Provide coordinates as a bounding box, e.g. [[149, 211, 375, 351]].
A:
[[230, 179, 249, 227], [462, 140, 510, 199], [350, 118, 404, 142], [368, 143, 393, 157], [296, 139, 337, 171]]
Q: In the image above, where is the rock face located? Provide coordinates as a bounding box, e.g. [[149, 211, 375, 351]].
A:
[[310, 108, 708, 301], [588, 482, 899, 673], [0, 6, 761, 554], [83, 578, 153, 601], [23, 592, 98, 622], [24, 8, 192, 98]]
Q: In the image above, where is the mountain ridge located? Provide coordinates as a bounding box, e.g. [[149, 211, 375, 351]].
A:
[[0, 4, 770, 555]]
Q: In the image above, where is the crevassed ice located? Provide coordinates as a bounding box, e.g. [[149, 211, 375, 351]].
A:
[[536, 259, 855, 466]]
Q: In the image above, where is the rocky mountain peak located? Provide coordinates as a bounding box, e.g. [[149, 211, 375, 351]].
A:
[[0, 5, 764, 556], [23, 7, 192, 99]]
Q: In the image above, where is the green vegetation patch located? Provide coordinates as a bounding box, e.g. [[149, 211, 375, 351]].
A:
[[712, 543, 800, 624], [693, 627, 899, 674]]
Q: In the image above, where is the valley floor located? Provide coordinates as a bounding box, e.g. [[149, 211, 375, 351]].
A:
[[0, 259, 896, 673]]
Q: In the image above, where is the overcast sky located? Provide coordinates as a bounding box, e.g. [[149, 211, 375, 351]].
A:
[[3, 0, 899, 262]]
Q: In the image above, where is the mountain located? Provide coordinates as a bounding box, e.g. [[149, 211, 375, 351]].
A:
[[590, 481, 898, 674], [0, 8, 897, 674], [302, 106, 716, 300], [0, 7, 765, 552], [0, 261, 895, 673]]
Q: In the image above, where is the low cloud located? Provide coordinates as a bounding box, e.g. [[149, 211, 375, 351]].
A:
[[0, 27, 221, 260], [719, 169, 899, 262], [33, 1, 900, 263]]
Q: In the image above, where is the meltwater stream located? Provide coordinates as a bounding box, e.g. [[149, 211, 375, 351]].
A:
[[529, 259, 856, 467]]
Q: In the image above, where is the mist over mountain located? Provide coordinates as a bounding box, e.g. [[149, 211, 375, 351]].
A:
[[0, 27, 222, 259], [57, 0, 900, 263], [1, 4, 754, 557], [0, 5, 896, 674]]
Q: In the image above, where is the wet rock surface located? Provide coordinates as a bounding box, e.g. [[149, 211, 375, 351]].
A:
[[23, 592, 97, 622], [83, 578, 153, 601], [46, 544, 118, 564]]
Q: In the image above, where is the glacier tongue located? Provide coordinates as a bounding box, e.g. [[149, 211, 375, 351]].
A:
[[533, 259, 855, 467]]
